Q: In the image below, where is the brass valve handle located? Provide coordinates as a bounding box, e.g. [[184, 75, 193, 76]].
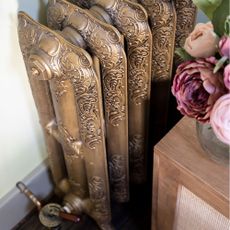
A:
[[16, 181, 80, 225], [16, 181, 42, 210]]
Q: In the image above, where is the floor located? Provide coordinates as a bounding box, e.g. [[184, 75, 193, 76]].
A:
[[14, 184, 151, 230]]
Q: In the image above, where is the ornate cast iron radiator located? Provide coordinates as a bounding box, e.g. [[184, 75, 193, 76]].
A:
[[130, 0, 197, 143], [47, 0, 153, 186], [18, 0, 196, 229], [18, 12, 112, 229], [68, 0, 153, 184], [47, 0, 131, 203]]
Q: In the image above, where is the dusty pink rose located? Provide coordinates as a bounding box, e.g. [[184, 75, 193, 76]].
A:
[[184, 22, 219, 58], [219, 36, 230, 58], [224, 64, 230, 90], [172, 58, 226, 122], [210, 94, 230, 145]]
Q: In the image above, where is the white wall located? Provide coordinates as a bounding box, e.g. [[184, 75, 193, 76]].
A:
[[0, 0, 48, 198]]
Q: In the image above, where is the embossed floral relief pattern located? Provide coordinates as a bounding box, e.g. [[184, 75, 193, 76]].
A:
[[47, 0, 129, 202], [174, 0, 197, 65], [18, 13, 111, 223], [89, 176, 111, 220], [174, 0, 197, 48], [138, 0, 176, 82], [129, 135, 145, 183], [109, 154, 128, 201], [19, 13, 103, 150], [48, 0, 127, 127], [89, 0, 152, 183]]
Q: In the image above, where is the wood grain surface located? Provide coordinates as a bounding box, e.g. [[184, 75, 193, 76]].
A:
[[152, 116, 229, 230]]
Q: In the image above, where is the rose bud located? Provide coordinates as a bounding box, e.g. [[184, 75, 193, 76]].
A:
[[184, 22, 219, 58], [219, 36, 230, 58]]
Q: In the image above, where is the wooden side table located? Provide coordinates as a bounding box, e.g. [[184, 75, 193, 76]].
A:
[[152, 117, 229, 230]]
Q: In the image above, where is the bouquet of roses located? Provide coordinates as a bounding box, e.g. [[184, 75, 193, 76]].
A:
[[172, 0, 230, 145]]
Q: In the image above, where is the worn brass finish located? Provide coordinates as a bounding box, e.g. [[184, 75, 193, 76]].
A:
[[174, 0, 197, 48], [18, 12, 112, 229], [18, 1, 199, 228], [39, 203, 62, 228], [16, 182, 81, 227], [136, 0, 177, 142], [16, 182, 42, 210], [47, 0, 129, 202], [174, 0, 197, 65], [85, 0, 153, 184], [74, 0, 152, 184], [69, 0, 91, 8], [17, 13, 68, 195], [132, 0, 197, 141], [89, 5, 113, 24]]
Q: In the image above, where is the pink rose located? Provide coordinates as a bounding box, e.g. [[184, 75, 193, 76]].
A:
[[172, 58, 226, 122], [219, 36, 230, 58], [210, 94, 230, 145], [224, 64, 230, 90], [184, 22, 219, 58]]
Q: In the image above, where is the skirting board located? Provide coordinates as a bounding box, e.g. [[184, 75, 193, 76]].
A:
[[0, 159, 54, 230]]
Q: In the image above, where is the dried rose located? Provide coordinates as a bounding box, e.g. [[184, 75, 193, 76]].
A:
[[219, 36, 230, 58], [172, 58, 226, 122], [184, 22, 219, 58], [224, 64, 230, 90], [210, 94, 230, 145]]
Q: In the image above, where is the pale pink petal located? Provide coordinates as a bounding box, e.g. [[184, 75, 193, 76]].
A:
[[210, 94, 230, 145]]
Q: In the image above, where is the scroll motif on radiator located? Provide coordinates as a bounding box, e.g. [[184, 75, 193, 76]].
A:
[[109, 154, 127, 201], [137, 0, 176, 82], [18, 12, 111, 228], [137, 0, 177, 142], [89, 176, 110, 220], [47, 0, 129, 202], [18, 13, 68, 194], [129, 135, 145, 181], [174, 0, 197, 65], [89, 0, 152, 183]]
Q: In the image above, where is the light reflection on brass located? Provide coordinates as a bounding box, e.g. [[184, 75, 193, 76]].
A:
[[85, 0, 153, 184], [18, 13, 68, 196], [132, 0, 197, 142], [18, 2, 197, 229], [18, 12, 112, 229], [47, 0, 129, 202], [135, 0, 177, 143]]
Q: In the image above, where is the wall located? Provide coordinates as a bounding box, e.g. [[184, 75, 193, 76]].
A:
[[0, 0, 48, 198], [196, 9, 209, 23]]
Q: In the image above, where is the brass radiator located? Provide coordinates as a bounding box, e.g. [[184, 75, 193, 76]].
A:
[[18, 0, 196, 229]]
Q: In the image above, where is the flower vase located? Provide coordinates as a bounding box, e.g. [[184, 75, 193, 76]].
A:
[[196, 122, 229, 165]]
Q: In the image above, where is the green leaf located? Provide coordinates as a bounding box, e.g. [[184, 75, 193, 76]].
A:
[[192, 0, 223, 19], [224, 15, 230, 36], [175, 48, 194, 61], [212, 0, 230, 36], [213, 56, 228, 73]]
